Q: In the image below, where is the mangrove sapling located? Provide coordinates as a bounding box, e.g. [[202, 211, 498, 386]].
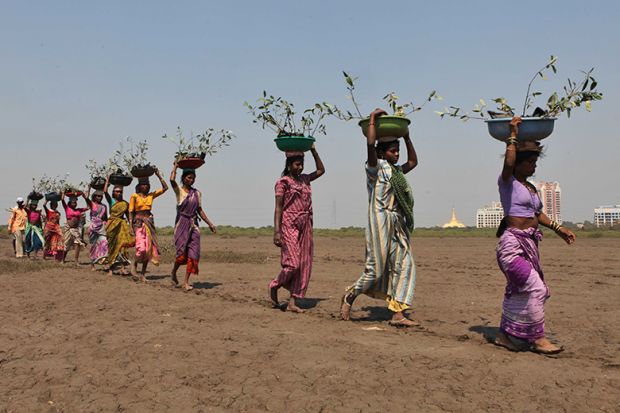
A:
[[436, 55, 603, 121], [244, 92, 343, 137], [162, 127, 235, 160]]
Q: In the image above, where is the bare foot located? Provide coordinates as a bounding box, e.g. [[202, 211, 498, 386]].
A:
[[183, 283, 194, 292], [139, 275, 148, 283], [494, 330, 519, 352], [91, 265, 96, 272], [340, 294, 352, 321], [171, 273, 179, 286], [388, 315, 420, 328], [287, 300, 305, 313], [532, 337, 564, 354]]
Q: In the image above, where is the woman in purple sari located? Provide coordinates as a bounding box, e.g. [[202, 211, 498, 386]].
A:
[[169, 161, 217, 291], [85, 187, 109, 271], [494, 117, 575, 355]]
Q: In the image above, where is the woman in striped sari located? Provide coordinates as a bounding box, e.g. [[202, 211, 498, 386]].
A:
[[269, 145, 325, 313], [129, 170, 168, 282], [340, 108, 418, 327], [103, 176, 134, 276]]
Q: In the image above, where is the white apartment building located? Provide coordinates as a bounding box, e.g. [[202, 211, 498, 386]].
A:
[[594, 205, 620, 227], [532, 180, 562, 224], [476, 202, 504, 228]]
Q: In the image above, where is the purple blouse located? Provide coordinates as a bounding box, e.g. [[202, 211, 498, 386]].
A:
[[498, 175, 542, 218]]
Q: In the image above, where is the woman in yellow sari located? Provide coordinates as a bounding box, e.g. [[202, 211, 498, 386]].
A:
[[103, 175, 135, 276]]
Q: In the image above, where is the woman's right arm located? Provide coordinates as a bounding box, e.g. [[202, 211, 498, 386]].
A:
[[273, 195, 284, 247], [103, 175, 112, 205], [367, 108, 386, 167], [501, 116, 521, 182]]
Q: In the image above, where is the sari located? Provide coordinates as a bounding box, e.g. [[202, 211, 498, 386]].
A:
[[173, 188, 201, 275], [44, 209, 65, 260], [106, 200, 134, 266], [134, 214, 159, 265], [89, 202, 109, 264], [496, 227, 549, 342]]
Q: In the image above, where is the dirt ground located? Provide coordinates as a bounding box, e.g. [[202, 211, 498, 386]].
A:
[[1, 234, 619, 412]]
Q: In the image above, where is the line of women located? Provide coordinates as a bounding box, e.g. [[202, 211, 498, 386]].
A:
[[7, 113, 576, 354]]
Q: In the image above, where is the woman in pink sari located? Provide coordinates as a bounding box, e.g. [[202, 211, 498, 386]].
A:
[[128, 170, 168, 282], [494, 117, 575, 355], [269, 145, 325, 313]]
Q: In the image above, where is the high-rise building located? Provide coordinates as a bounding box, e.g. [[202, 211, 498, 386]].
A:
[[476, 202, 504, 228], [594, 205, 620, 227], [532, 180, 562, 224]]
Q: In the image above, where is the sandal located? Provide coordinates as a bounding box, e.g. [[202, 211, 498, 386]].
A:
[[340, 293, 352, 321]]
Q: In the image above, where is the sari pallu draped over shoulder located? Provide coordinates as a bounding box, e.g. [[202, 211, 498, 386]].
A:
[[106, 200, 134, 265], [174, 188, 201, 274], [89, 203, 109, 264]]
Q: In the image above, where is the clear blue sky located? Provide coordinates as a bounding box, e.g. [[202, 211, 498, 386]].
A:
[[2, 1, 618, 227]]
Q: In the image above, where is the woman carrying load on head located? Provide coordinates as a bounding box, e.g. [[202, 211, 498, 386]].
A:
[[103, 175, 134, 276], [169, 160, 217, 291], [493, 116, 575, 355], [61, 191, 90, 267], [128, 169, 168, 282], [340, 108, 419, 327], [24, 198, 45, 259], [84, 185, 109, 272], [43, 198, 65, 261], [269, 144, 325, 313]]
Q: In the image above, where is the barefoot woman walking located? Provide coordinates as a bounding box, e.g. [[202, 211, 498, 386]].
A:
[[170, 161, 217, 291], [269, 145, 325, 313], [340, 109, 418, 327], [494, 117, 575, 354]]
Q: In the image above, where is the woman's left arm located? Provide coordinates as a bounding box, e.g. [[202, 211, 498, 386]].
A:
[[198, 208, 217, 234], [401, 129, 418, 175], [307, 145, 325, 182], [538, 212, 575, 245]]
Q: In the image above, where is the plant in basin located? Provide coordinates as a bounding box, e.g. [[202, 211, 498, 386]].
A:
[[162, 127, 234, 168], [435, 55, 603, 140], [334, 71, 440, 139], [244, 92, 340, 151]]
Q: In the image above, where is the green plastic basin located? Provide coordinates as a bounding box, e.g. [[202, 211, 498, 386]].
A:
[[274, 135, 315, 152], [358, 116, 411, 138]]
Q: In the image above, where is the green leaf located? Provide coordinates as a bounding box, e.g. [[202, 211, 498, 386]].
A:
[[585, 101, 592, 112]]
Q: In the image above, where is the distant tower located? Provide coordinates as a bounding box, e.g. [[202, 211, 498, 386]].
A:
[[443, 207, 466, 228], [532, 181, 562, 224]]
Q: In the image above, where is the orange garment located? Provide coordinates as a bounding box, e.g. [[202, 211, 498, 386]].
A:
[[8, 207, 27, 233], [128, 189, 165, 212], [175, 254, 199, 275]]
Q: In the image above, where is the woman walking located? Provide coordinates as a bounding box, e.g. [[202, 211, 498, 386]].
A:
[[340, 109, 418, 327], [85, 187, 109, 271], [103, 175, 134, 276], [170, 161, 217, 291], [494, 117, 575, 354], [129, 170, 168, 282], [24, 199, 45, 258], [61, 191, 89, 266], [43, 199, 65, 261], [269, 145, 325, 313]]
